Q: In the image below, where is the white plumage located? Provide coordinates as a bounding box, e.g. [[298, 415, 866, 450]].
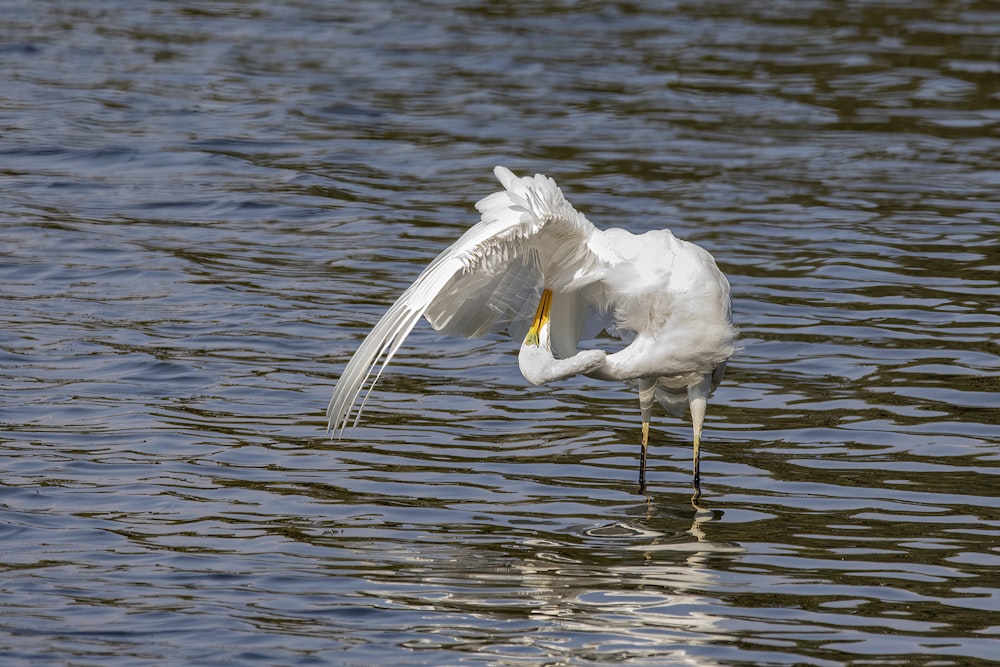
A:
[[328, 166, 737, 493]]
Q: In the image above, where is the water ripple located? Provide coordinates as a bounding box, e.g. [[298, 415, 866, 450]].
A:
[[2, 0, 998, 665]]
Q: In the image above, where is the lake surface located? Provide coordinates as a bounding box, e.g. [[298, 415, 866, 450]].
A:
[[2, 1, 998, 665]]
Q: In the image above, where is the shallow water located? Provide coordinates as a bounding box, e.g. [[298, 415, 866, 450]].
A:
[[2, 1, 999, 665]]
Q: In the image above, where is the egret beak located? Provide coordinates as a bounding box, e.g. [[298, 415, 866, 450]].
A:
[[524, 289, 553, 347]]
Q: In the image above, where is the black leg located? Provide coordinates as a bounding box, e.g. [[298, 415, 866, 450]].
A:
[[638, 420, 649, 495], [638, 442, 647, 495], [692, 437, 701, 499]]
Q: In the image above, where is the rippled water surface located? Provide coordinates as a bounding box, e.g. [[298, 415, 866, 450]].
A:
[[2, 1, 999, 665]]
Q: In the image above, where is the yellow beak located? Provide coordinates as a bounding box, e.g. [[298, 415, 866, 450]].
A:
[[524, 288, 553, 347]]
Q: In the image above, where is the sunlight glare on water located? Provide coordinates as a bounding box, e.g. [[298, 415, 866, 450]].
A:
[[1, 1, 998, 665]]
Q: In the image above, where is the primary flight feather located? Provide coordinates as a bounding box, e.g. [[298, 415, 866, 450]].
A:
[[328, 166, 736, 493]]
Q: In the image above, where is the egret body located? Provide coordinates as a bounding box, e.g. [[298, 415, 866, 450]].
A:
[[328, 167, 736, 493]]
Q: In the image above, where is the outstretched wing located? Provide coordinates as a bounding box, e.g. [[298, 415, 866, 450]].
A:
[[327, 166, 610, 436]]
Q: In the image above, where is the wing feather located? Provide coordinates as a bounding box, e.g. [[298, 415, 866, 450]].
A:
[[327, 166, 608, 435]]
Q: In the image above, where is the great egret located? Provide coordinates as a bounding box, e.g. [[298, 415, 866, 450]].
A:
[[328, 167, 736, 493]]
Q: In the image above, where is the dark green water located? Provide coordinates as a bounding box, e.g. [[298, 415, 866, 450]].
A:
[[2, 1, 998, 665]]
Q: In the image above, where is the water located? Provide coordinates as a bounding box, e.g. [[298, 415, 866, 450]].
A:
[[2, 1, 998, 664]]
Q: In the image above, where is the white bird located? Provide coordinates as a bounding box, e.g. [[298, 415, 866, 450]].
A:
[[328, 167, 736, 493]]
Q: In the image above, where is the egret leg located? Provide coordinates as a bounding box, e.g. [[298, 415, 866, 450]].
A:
[[637, 378, 656, 494], [639, 420, 649, 494], [688, 378, 710, 487], [693, 426, 702, 483], [689, 403, 705, 501]]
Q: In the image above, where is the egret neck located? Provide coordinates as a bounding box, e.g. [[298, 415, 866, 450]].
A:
[[518, 289, 605, 387]]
